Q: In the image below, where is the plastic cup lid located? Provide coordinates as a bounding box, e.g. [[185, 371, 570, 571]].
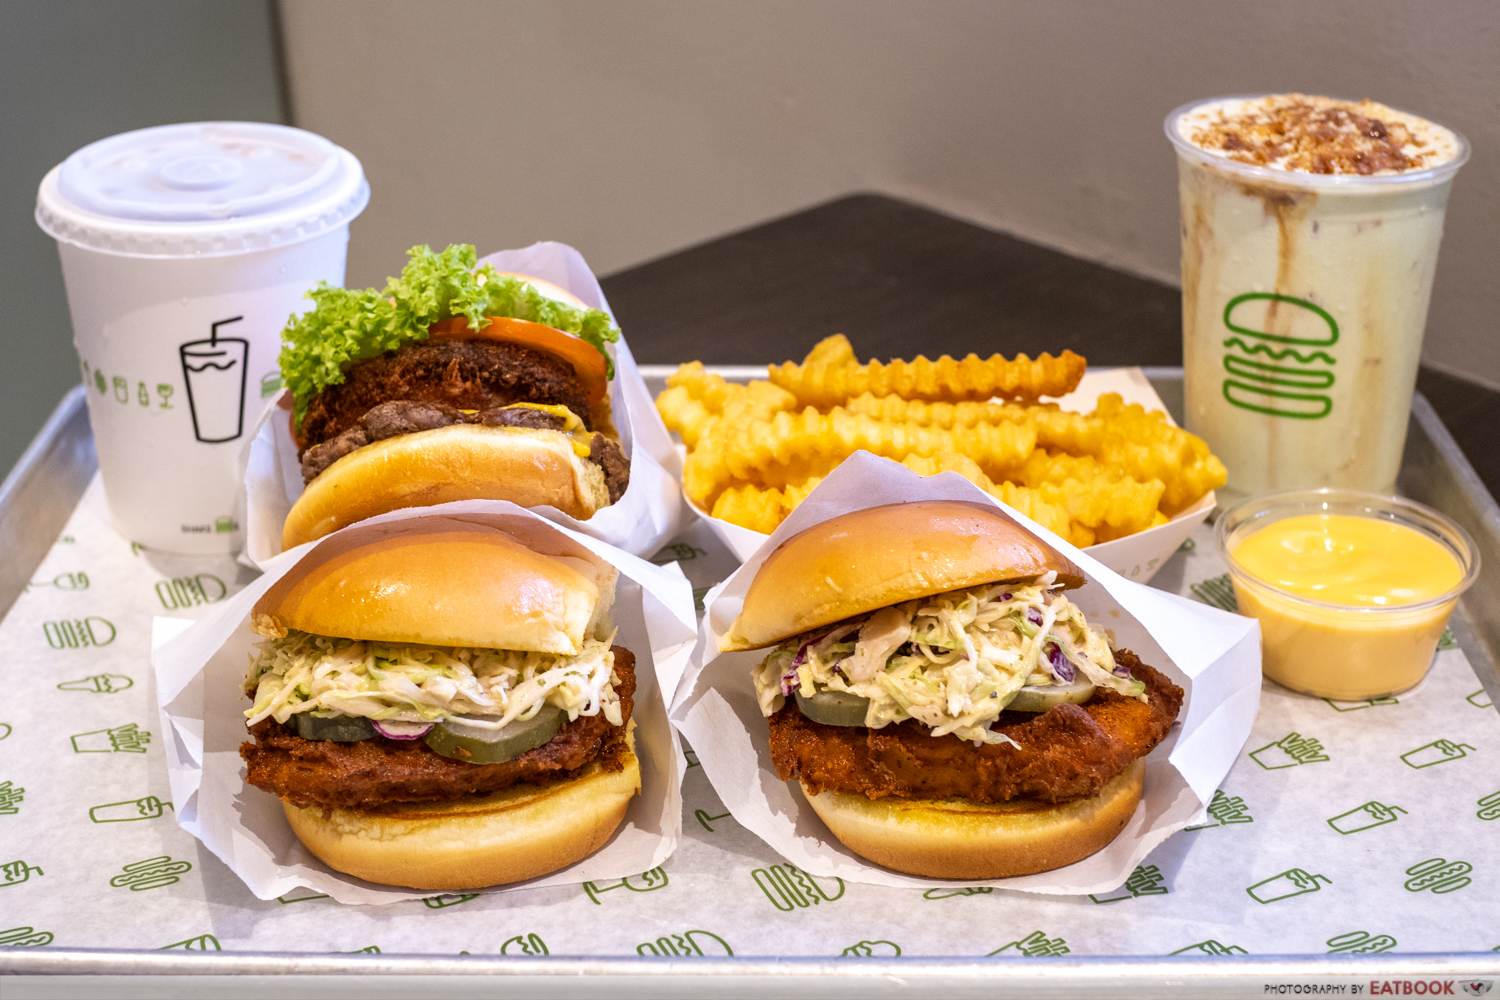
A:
[[35, 122, 369, 258]]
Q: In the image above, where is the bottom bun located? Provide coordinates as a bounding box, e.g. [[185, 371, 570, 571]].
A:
[[283, 726, 640, 890], [802, 758, 1144, 879]]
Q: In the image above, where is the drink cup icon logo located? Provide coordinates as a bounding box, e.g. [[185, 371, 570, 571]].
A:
[[989, 931, 1069, 957], [1, 860, 43, 888], [154, 574, 227, 609], [1401, 738, 1475, 769], [1326, 930, 1398, 954], [110, 855, 191, 891], [42, 616, 117, 649], [1403, 857, 1472, 894], [1220, 292, 1338, 420], [0, 926, 53, 947], [88, 796, 171, 824], [422, 893, 478, 909], [1468, 688, 1495, 709], [500, 933, 547, 956], [582, 867, 668, 904], [179, 316, 249, 444], [636, 929, 732, 957], [842, 939, 901, 957], [0, 781, 23, 816], [694, 808, 732, 832], [70, 723, 151, 754], [751, 863, 846, 911], [1246, 867, 1330, 904], [160, 934, 220, 951], [1327, 800, 1406, 835], [1171, 940, 1248, 957], [57, 673, 132, 694], [922, 886, 994, 901], [1478, 791, 1500, 821], [1249, 732, 1329, 769]]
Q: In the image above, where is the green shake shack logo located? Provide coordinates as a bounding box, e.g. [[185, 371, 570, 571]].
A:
[[751, 863, 845, 911], [42, 616, 116, 649], [1220, 292, 1337, 419], [154, 574, 227, 609]]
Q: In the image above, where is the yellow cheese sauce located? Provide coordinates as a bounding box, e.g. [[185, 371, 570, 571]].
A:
[[1228, 513, 1465, 699]]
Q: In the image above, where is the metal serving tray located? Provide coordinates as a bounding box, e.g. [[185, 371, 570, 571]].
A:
[[1, 368, 1497, 997]]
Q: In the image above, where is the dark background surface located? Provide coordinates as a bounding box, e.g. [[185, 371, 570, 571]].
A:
[[603, 193, 1499, 498]]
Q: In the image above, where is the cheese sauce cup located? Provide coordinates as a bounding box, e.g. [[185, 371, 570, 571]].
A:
[[1218, 489, 1478, 699]]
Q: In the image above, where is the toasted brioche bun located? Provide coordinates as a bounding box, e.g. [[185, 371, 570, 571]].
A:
[[283, 726, 640, 890], [802, 759, 1143, 879], [282, 423, 610, 550], [255, 520, 616, 655], [722, 500, 1084, 650]]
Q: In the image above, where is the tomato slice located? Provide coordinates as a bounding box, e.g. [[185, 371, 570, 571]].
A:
[[428, 316, 608, 404]]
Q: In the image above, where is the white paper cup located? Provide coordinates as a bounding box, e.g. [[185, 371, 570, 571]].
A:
[[36, 122, 368, 554]]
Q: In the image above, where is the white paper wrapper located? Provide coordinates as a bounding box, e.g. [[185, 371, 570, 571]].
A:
[[154, 500, 697, 905], [686, 367, 1216, 583], [671, 451, 1262, 893], [241, 241, 686, 567]]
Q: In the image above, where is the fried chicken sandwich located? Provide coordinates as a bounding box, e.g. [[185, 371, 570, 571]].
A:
[[277, 244, 628, 550], [240, 520, 640, 889], [720, 500, 1182, 879]]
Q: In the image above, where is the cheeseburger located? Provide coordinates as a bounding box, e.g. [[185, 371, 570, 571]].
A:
[[240, 520, 640, 890], [277, 244, 628, 550], [721, 501, 1182, 879]]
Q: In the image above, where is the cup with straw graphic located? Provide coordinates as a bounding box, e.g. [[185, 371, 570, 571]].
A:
[[179, 316, 249, 444]]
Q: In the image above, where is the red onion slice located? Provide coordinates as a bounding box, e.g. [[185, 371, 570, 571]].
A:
[[372, 720, 433, 740]]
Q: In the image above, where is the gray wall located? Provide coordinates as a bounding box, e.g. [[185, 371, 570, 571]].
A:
[[281, 0, 1500, 387], [1, 0, 285, 478]]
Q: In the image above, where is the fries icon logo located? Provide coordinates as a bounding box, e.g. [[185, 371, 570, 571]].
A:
[[500, 933, 547, 956], [582, 867, 668, 904], [1401, 738, 1475, 769], [42, 616, 116, 649], [1, 860, 43, 888], [1171, 939, 1247, 957], [70, 723, 151, 754], [636, 929, 732, 957], [1220, 292, 1338, 420], [922, 886, 994, 901], [1468, 688, 1495, 710], [842, 939, 901, 957], [154, 574, 227, 610], [1404, 857, 1472, 895], [1249, 732, 1329, 770], [57, 673, 132, 694], [751, 863, 845, 911], [989, 931, 1069, 957], [1247, 867, 1329, 904], [1185, 789, 1253, 830], [0, 781, 23, 816], [161, 934, 220, 951], [422, 893, 478, 909], [1327, 930, 1397, 954], [1478, 791, 1500, 821], [693, 808, 732, 832], [1189, 574, 1238, 613], [1089, 864, 1169, 903], [110, 855, 191, 892], [0, 926, 53, 947]]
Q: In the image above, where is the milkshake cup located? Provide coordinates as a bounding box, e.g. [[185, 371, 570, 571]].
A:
[[1166, 95, 1468, 498], [36, 122, 368, 554]]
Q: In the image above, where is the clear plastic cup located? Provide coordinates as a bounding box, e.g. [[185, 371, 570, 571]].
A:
[[1218, 488, 1478, 699], [1165, 96, 1468, 501], [36, 122, 368, 554]]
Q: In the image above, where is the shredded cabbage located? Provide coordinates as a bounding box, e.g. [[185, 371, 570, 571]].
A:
[[751, 579, 1143, 746], [244, 630, 622, 730]]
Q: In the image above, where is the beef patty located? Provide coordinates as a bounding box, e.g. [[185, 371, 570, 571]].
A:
[[768, 649, 1182, 805], [297, 339, 593, 452], [299, 398, 630, 502], [241, 647, 636, 811]]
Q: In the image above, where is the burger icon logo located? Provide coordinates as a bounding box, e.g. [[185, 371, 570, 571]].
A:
[[1220, 292, 1338, 420]]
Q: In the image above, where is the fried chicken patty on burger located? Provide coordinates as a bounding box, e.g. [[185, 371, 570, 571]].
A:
[[720, 500, 1184, 879], [239, 518, 640, 890], [277, 244, 629, 550]]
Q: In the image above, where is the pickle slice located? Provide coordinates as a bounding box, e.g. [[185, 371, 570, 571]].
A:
[[794, 690, 871, 727], [423, 706, 566, 764], [1005, 678, 1095, 713], [293, 714, 374, 742]]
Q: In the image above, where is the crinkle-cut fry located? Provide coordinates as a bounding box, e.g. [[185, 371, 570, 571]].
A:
[[802, 333, 857, 367], [768, 349, 1086, 408], [1014, 451, 1165, 534], [710, 484, 787, 534], [714, 408, 1037, 492], [654, 385, 715, 448]]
